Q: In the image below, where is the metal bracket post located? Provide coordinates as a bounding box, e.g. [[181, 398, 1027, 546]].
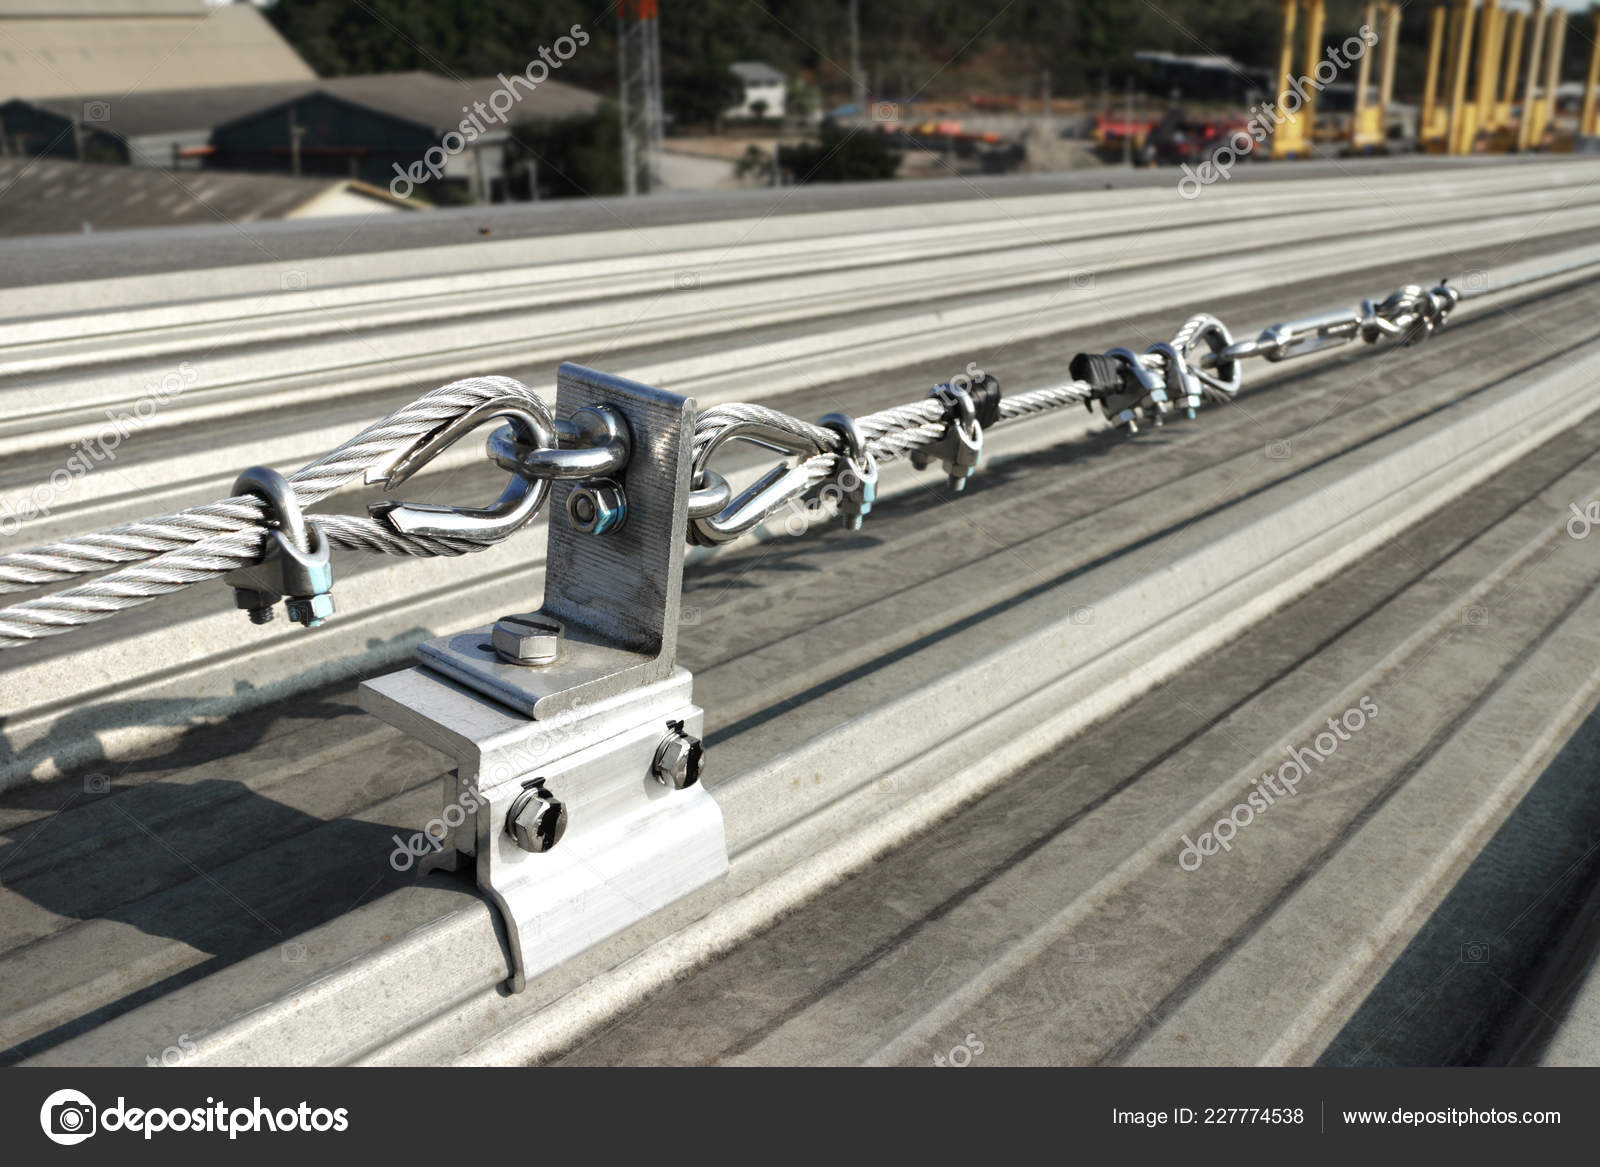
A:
[[359, 364, 728, 993]]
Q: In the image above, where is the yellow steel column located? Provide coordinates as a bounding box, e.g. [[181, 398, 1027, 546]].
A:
[[1519, 0, 1548, 151], [1302, 0, 1326, 133], [1273, 0, 1303, 158], [1277, 0, 1300, 99], [1476, 0, 1500, 132], [1377, 1, 1401, 146], [1582, 7, 1600, 137], [1447, 0, 1478, 153], [1422, 5, 1445, 143], [1538, 5, 1567, 146], [1501, 8, 1525, 107], [1352, 1, 1376, 146]]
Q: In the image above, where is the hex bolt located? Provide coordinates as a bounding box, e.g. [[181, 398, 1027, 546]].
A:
[[505, 782, 567, 853], [492, 613, 563, 666], [651, 724, 704, 790], [233, 587, 276, 625], [567, 479, 627, 536]]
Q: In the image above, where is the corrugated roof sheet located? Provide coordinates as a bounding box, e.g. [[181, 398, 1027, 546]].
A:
[[0, 155, 372, 236], [11, 72, 603, 139], [0, 3, 314, 99]]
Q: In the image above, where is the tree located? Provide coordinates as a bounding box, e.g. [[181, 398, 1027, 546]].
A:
[[781, 123, 900, 183], [664, 62, 745, 130], [505, 104, 628, 200]]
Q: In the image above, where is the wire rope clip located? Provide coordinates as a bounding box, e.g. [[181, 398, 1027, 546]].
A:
[[818, 411, 878, 530], [1071, 349, 1167, 434], [222, 466, 334, 628], [911, 379, 987, 491]]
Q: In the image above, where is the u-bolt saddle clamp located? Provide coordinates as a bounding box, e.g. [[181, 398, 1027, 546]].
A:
[[222, 466, 335, 628], [910, 382, 985, 491]]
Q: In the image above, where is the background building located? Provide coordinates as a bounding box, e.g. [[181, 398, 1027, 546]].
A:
[[726, 62, 787, 120], [0, 0, 314, 99], [0, 155, 412, 236], [209, 73, 601, 201]]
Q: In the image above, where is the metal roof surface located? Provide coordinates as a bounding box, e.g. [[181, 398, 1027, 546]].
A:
[[0, 3, 313, 100], [0, 155, 378, 236]]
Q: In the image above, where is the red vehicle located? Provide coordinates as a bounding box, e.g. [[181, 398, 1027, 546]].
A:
[[1140, 108, 1252, 166]]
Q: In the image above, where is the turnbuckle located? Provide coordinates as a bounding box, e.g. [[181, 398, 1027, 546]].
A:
[[223, 467, 335, 628], [1216, 282, 1459, 365], [1373, 282, 1459, 346]]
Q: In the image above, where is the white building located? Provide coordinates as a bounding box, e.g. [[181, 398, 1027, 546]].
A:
[[726, 62, 786, 121]]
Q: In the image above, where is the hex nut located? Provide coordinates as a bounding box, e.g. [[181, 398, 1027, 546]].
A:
[[652, 727, 704, 790], [285, 593, 335, 628], [506, 784, 567, 853], [492, 614, 563, 665], [568, 479, 627, 536]]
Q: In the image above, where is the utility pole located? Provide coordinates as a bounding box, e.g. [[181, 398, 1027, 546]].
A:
[[288, 109, 305, 177], [850, 0, 867, 114], [1123, 78, 1133, 166], [618, 0, 665, 195]]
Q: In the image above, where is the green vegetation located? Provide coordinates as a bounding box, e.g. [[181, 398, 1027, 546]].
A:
[[781, 125, 901, 183], [505, 104, 630, 199], [260, 0, 1398, 108]]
